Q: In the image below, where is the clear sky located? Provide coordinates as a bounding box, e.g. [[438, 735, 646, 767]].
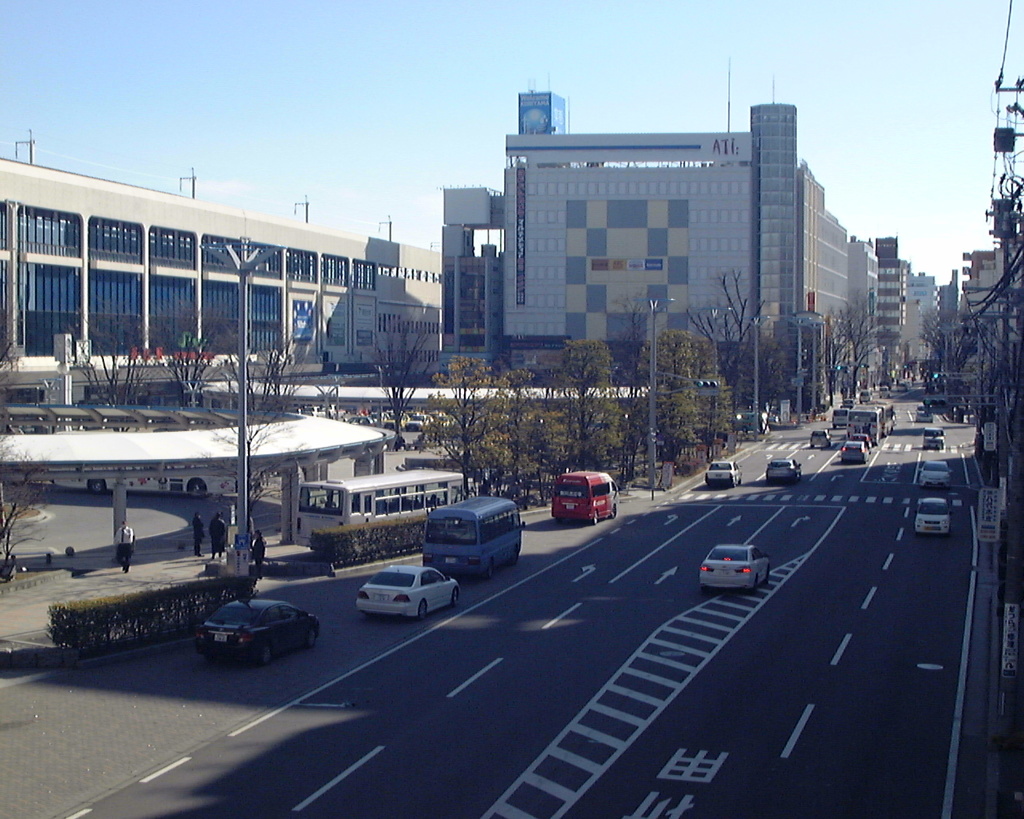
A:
[[2, 0, 1018, 285]]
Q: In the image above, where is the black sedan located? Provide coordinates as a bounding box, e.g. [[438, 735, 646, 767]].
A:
[[195, 598, 319, 665]]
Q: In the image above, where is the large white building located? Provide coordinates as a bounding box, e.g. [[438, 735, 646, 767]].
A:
[[443, 99, 850, 374], [0, 158, 441, 399]]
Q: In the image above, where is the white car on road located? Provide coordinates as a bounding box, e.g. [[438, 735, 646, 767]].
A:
[[699, 544, 771, 591], [705, 461, 742, 488], [357, 565, 460, 619]]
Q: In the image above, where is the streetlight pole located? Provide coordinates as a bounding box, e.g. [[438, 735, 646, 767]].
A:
[[644, 298, 674, 499], [752, 315, 764, 438], [205, 239, 279, 547]]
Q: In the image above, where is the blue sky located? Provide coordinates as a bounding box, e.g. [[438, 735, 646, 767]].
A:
[[2, 0, 1017, 285]]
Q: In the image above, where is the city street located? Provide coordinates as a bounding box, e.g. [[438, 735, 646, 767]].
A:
[[0, 399, 991, 819]]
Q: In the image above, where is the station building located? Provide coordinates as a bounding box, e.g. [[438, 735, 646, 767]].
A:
[[0, 158, 441, 400]]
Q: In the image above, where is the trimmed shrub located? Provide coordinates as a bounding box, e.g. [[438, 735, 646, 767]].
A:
[[309, 516, 426, 567], [48, 576, 257, 654]]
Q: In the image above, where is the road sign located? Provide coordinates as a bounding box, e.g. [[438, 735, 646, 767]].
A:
[[978, 487, 1001, 543], [984, 421, 997, 451], [1004, 603, 1019, 678]]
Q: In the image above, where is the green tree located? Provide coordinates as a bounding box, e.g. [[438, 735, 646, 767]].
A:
[[556, 340, 620, 471], [423, 357, 506, 495]]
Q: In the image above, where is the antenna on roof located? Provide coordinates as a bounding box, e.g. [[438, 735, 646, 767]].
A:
[[727, 58, 732, 132]]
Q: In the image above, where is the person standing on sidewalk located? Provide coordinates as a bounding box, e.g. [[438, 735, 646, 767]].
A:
[[115, 521, 135, 573], [209, 511, 227, 560], [251, 529, 266, 578], [191, 512, 205, 557]]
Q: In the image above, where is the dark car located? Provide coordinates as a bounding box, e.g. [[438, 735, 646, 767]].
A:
[[195, 598, 319, 665]]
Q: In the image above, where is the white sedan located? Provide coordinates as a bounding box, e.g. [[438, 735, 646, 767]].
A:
[[699, 544, 771, 591], [357, 565, 460, 619], [918, 460, 952, 489]]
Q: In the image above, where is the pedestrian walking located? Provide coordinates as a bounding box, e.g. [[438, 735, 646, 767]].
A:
[[115, 521, 135, 573], [191, 512, 205, 557], [251, 529, 266, 578], [209, 511, 227, 559]]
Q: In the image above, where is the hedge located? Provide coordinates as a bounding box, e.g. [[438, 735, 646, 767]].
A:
[[48, 576, 257, 654], [308, 515, 427, 567]]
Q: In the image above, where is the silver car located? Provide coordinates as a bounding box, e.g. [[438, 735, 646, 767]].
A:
[[918, 461, 951, 489], [765, 458, 802, 484]]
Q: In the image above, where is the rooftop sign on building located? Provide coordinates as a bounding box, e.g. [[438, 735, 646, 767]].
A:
[[519, 92, 567, 135]]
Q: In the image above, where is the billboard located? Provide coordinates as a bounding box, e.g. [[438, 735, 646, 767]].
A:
[[519, 92, 566, 135], [292, 300, 314, 342]]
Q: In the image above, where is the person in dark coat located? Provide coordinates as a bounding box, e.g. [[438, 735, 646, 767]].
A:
[[251, 530, 266, 578], [115, 521, 135, 573], [191, 512, 205, 557], [209, 512, 227, 559]]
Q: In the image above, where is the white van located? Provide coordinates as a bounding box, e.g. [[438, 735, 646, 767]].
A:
[[831, 408, 850, 430]]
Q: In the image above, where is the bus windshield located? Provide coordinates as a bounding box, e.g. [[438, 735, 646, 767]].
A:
[[425, 517, 478, 545]]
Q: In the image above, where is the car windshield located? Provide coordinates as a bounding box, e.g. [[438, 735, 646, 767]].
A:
[[710, 462, 733, 470], [707, 545, 750, 561], [208, 602, 260, 626], [919, 501, 948, 515], [367, 571, 416, 588], [768, 460, 791, 468]]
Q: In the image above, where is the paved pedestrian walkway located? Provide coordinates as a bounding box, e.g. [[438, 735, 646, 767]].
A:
[[0, 534, 310, 655]]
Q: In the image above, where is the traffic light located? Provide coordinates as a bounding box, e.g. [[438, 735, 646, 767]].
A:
[[693, 379, 720, 396]]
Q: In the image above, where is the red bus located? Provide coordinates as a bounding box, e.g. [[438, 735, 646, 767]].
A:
[[551, 471, 619, 524]]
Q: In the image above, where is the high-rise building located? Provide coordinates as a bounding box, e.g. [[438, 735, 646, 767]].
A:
[[443, 98, 849, 378], [875, 236, 909, 377]]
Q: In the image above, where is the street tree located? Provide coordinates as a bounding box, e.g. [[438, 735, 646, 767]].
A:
[[555, 340, 621, 472], [423, 357, 506, 496], [372, 309, 438, 439]]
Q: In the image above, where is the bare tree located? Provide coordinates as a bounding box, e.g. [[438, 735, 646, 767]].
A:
[[0, 449, 48, 577], [372, 311, 438, 439], [831, 293, 877, 396]]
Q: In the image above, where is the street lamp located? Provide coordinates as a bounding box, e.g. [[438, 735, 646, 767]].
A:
[[751, 315, 767, 438], [789, 311, 824, 424], [642, 298, 674, 499]]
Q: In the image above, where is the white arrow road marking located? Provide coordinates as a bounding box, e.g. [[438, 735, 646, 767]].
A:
[[791, 516, 810, 528], [656, 567, 678, 585], [573, 565, 597, 583], [727, 515, 742, 526], [664, 514, 678, 526]]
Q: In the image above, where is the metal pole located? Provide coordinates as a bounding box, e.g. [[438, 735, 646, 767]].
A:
[[238, 261, 249, 540], [753, 316, 761, 439], [796, 322, 804, 423], [648, 300, 657, 500]]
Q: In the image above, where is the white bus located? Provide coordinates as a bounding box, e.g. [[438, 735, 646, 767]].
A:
[[58, 474, 236, 497], [296, 470, 464, 548]]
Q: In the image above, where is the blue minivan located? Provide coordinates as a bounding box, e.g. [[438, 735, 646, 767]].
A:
[[422, 497, 522, 578]]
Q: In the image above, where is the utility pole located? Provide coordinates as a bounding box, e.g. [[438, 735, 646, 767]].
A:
[[179, 168, 196, 199], [295, 196, 309, 223], [15, 130, 35, 164], [379, 216, 392, 242], [992, 74, 1024, 726]]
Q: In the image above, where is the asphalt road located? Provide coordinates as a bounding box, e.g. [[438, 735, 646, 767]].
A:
[[1, 399, 988, 819]]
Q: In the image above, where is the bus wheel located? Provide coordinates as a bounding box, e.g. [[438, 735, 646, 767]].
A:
[[186, 478, 208, 497], [87, 479, 107, 494]]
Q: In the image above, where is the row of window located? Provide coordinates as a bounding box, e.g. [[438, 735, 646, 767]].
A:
[[1, 205, 437, 287], [18, 264, 287, 356]]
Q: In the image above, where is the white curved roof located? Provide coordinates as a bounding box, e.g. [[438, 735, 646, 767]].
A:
[[0, 415, 391, 479]]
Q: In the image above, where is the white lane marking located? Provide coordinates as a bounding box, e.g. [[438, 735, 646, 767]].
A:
[[781, 704, 815, 759], [861, 587, 878, 610], [482, 510, 849, 819], [882, 553, 894, 571], [543, 604, 582, 630], [447, 657, 504, 698], [228, 521, 628, 737], [292, 746, 385, 812], [942, 508, 980, 819], [830, 634, 852, 666], [139, 757, 192, 783], [65, 811, 92, 819], [896, 527, 904, 541], [608, 506, 723, 584]]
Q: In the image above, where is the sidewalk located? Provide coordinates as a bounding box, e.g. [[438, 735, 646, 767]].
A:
[[0, 534, 315, 668]]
